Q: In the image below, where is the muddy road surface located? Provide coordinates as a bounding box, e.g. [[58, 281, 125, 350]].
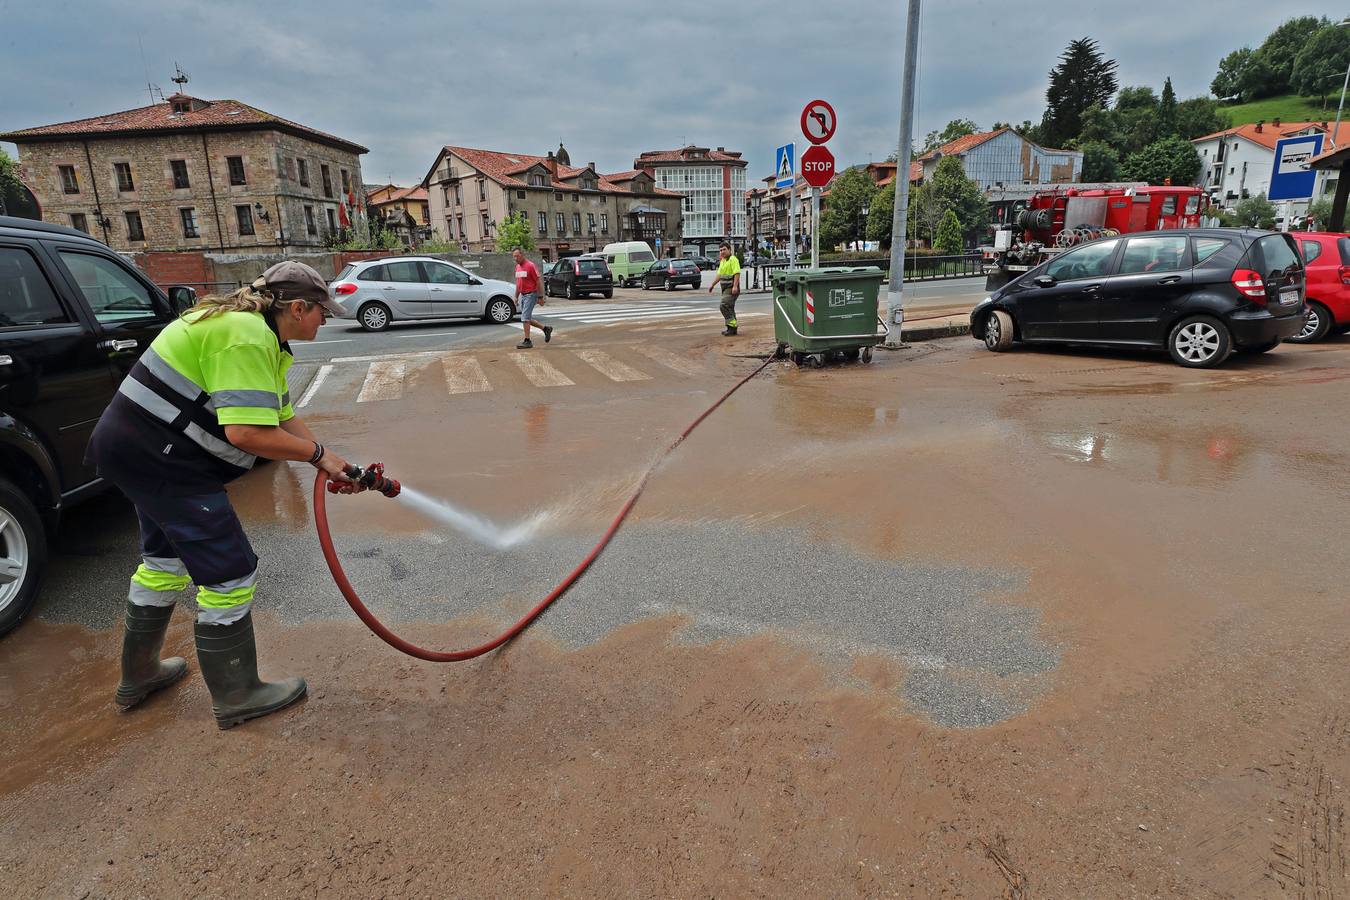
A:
[[4, 324, 1350, 897]]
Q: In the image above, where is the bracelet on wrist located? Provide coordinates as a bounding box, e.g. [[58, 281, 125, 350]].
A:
[[308, 441, 325, 466]]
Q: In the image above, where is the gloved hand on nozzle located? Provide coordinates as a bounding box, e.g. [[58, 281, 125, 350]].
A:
[[328, 462, 400, 498]]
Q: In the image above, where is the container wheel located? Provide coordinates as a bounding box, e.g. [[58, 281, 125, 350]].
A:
[[809, 354, 826, 369], [861, 346, 873, 363]]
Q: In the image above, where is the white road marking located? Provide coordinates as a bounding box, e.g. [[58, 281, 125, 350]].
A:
[[331, 350, 443, 364], [296, 364, 333, 409], [296, 338, 356, 345], [442, 355, 491, 394], [512, 353, 573, 387], [573, 349, 650, 382], [392, 331, 458, 339], [635, 345, 703, 376], [357, 359, 407, 402], [604, 312, 723, 327]]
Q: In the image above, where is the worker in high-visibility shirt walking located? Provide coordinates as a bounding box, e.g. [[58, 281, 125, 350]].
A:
[[88, 262, 367, 729], [707, 242, 741, 335]]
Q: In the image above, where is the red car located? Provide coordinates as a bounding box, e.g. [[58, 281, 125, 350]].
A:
[[1290, 232, 1350, 343]]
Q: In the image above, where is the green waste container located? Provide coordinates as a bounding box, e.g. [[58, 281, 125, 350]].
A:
[[772, 267, 885, 366]]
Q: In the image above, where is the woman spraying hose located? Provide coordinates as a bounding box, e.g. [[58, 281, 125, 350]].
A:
[[89, 262, 367, 729]]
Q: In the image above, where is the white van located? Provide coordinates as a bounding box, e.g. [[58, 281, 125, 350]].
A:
[[601, 241, 656, 287]]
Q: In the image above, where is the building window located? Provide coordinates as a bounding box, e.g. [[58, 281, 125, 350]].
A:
[[556, 212, 566, 233], [454, 184, 462, 204], [326, 207, 337, 233], [59, 165, 79, 194], [170, 159, 190, 189], [421, 204, 429, 225], [600, 213, 609, 233], [571, 193, 579, 201], [226, 156, 246, 186], [537, 211, 547, 234], [340, 169, 350, 193], [529, 174, 547, 187], [478, 180, 486, 202], [321, 164, 333, 198], [124, 211, 145, 241], [587, 212, 595, 231], [456, 215, 464, 238], [517, 190, 526, 199], [114, 162, 134, 192], [304, 205, 317, 236], [69, 212, 88, 233], [180, 208, 200, 239], [235, 205, 255, 237], [481, 213, 491, 235], [442, 186, 450, 205], [297, 158, 310, 187], [572, 212, 581, 234], [554, 191, 563, 200]]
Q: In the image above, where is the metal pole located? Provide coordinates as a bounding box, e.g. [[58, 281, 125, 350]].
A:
[[788, 182, 796, 269], [1332, 54, 1350, 150], [811, 187, 820, 268], [884, 0, 921, 348]]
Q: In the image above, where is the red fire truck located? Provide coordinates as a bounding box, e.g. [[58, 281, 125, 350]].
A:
[[983, 185, 1204, 289]]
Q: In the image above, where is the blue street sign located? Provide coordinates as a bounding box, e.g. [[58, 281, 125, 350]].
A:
[[654, 236, 662, 248], [1268, 134, 1324, 201], [775, 143, 796, 188]]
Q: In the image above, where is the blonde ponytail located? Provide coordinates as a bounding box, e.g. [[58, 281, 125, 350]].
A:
[[185, 286, 278, 320]]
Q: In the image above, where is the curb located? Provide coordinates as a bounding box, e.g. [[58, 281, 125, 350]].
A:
[[902, 321, 970, 342], [286, 363, 319, 406]]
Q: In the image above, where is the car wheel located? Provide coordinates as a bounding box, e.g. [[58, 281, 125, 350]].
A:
[[665, 278, 674, 292], [0, 477, 47, 638], [566, 283, 576, 300], [1168, 315, 1231, 368], [1288, 301, 1332, 343], [983, 310, 1014, 352], [603, 290, 613, 299], [642, 280, 650, 291], [358, 302, 391, 332], [484, 297, 515, 324]]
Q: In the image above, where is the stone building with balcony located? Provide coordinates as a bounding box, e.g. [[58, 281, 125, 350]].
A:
[[0, 92, 368, 252], [421, 143, 683, 260]]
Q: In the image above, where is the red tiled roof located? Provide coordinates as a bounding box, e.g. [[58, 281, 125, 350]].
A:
[[433, 146, 678, 196], [370, 185, 427, 206], [908, 161, 923, 183], [0, 95, 368, 153], [918, 128, 1007, 161], [603, 169, 642, 181], [1191, 120, 1350, 151], [634, 146, 747, 166]]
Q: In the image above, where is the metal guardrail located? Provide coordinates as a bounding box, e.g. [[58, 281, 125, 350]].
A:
[[742, 253, 983, 289]]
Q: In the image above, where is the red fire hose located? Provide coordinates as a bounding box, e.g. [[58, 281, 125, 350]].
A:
[[313, 355, 776, 662]]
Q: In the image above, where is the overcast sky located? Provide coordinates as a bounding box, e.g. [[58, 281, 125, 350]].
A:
[[1, 0, 1341, 186]]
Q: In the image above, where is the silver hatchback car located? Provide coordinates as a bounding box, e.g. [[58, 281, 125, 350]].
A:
[[329, 256, 518, 331]]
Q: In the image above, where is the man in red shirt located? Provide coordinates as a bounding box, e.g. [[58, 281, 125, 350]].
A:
[[512, 248, 553, 349]]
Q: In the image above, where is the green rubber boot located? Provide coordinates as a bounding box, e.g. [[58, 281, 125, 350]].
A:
[[115, 601, 188, 708], [194, 612, 306, 730]]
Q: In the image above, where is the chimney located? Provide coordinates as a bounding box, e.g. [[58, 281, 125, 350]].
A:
[[1255, 120, 1263, 133], [545, 151, 557, 179], [587, 162, 595, 170], [1273, 116, 1281, 127], [716, 146, 725, 152]]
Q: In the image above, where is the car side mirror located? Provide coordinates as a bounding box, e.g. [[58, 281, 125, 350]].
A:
[[168, 285, 196, 312], [468, 277, 482, 285], [1033, 275, 1055, 287]]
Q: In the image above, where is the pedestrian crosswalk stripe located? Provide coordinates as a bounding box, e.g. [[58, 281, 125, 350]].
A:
[[358, 359, 406, 402], [297, 363, 333, 408], [572, 349, 650, 382], [513, 353, 574, 387], [635, 345, 703, 376], [441, 355, 491, 394], [576, 309, 720, 324]]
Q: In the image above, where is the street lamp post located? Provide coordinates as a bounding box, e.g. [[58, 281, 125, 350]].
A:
[[1332, 18, 1350, 150], [884, 0, 921, 349], [859, 200, 870, 254]]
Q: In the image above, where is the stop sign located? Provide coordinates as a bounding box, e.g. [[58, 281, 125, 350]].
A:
[[801, 145, 835, 187]]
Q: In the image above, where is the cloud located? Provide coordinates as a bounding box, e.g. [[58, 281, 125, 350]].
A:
[[0, 0, 1319, 185]]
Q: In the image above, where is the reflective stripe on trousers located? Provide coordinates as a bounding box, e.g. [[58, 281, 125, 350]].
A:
[[195, 569, 259, 625], [128, 555, 190, 607]]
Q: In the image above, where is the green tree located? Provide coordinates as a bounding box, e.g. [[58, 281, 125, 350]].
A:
[[1120, 136, 1202, 186], [1077, 104, 1122, 147], [1174, 97, 1228, 140], [1233, 193, 1277, 229], [1211, 47, 1255, 100], [416, 237, 460, 254], [818, 167, 878, 250], [921, 118, 978, 154], [866, 181, 895, 247], [1157, 77, 1178, 137], [494, 212, 536, 252], [1080, 141, 1120, 181], [927, 155, 989, 242], [1042, 37, 1120, 147], [1292, 25, 1350, 102], [1257, 16, 1328, 94], [1307, 197, 1335, 229], [934, 209, 963, 254]]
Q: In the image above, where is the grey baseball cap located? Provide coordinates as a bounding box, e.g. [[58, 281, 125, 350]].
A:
[[252, 261, 344, 315]]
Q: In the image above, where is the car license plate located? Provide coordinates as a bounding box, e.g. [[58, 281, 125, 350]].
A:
[[588, 275, 601, 280], [1279, 289, 1299, 305]]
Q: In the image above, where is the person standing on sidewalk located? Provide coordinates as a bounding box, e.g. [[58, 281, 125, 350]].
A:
[[707, 242, 741, 335], [513, 248, 553, 350]]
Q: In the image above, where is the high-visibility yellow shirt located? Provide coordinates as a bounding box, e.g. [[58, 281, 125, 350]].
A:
[[717, 257, 741, 280]]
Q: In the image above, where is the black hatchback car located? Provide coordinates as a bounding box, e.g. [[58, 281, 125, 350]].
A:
[[641, 257, 702, 291], [0, 216, 195, 635], [970, 229, 1307, 368], [543, 256, 613, 299]]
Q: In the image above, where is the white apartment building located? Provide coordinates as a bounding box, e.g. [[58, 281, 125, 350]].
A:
[[633, 146, 748, 256], [1192, 119, 1347, 219]]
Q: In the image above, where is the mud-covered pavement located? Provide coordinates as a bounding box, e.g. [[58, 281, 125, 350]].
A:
[[4, 325, 1350, 897]]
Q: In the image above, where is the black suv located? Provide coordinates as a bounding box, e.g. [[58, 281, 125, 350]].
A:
[[0, 216, 194, 634], [543, 256, 614, 299], [641, 258, 702, 291], [971, 228, 1307, 368]]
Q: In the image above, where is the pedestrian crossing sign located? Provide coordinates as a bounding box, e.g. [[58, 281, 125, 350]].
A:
[[775, 143, 795, 188]]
